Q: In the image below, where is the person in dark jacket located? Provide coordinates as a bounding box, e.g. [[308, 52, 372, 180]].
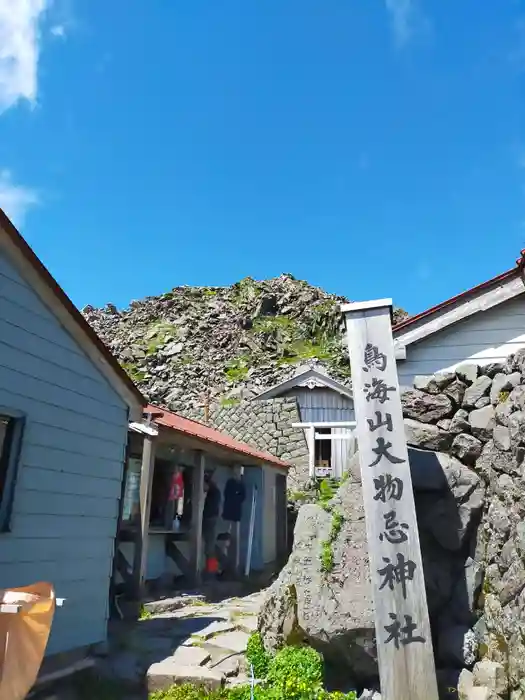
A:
[[202, 471, 221, 565]]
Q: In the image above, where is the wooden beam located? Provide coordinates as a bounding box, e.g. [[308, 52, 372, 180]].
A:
[[342, 299, 439, 700], [133, 431, 157, 598], [190, 451, 205, 583]]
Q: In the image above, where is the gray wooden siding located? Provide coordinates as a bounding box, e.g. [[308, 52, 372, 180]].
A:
[[282, 387, 355, 423], [396, 293, 525, 388], [0, 249, 129, 655]]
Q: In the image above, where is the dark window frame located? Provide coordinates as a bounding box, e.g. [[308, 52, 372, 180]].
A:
[[0, 408, 25, 533]]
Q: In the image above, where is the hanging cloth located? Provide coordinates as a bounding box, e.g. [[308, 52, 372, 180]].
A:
[[168, 471, 184, 502], [222, 477, 246, 523]]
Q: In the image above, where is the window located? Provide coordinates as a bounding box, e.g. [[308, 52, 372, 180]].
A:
[[314, 427, 332, 467], [0, 412, 24, 532]]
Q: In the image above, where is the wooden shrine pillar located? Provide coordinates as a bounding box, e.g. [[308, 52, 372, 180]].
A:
[[190, 451, 206, 584], [132, 421, 158, 599], [342, 299, 438, 700]]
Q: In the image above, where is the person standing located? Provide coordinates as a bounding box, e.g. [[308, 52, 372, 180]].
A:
[[202, 471, 221, 574]]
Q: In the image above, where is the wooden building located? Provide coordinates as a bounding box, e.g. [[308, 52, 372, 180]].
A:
[[254, 363, 356, 479], [0, 209, 144, 660], [393, 251, 525, 386], [114, 404, 289, 596]]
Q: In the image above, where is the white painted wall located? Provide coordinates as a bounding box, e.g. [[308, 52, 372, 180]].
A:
[[396, 293, 525, 387]]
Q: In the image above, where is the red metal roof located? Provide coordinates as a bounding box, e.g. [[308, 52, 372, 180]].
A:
[[393, 256, 525, 334], [146, 404, 290, 470]]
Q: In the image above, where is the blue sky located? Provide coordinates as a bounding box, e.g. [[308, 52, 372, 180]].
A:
[[1, 1, 525, 314]]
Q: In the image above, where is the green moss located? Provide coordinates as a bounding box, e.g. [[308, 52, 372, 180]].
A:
[[120, 362, 147, 383]]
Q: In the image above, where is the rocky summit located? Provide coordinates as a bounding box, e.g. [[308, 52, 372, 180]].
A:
[[83, 274, 407, 415]]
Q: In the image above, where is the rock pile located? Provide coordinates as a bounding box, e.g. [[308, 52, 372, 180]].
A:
[[258, 351, 525, 700], [83, 275, 407, 415]]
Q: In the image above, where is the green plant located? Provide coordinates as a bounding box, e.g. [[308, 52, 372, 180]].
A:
[[252, 315, 296, 334], [220, 396, 241, 408], [317, 478, 337, 510], [139, 605, 153, 621], [145, 321, 180, 355], [499, 390, 510, 403], [267, 645, 323, 699], [224, 355, 251, 382], [320, 510, 344, 574], [120, 362, 147, 383], [246, 632, 271, 679]]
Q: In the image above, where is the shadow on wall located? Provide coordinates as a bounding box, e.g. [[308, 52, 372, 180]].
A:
[[409, 447, 483, 695]]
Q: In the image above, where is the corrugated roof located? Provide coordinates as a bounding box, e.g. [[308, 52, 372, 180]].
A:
[[146, 404, 290, 470]]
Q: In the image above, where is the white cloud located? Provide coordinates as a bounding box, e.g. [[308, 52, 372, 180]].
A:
[[0, 0, 49, 113], [0, 170, 38, 225], [50, 23, 65, 38], [384, 0, 427, 48]]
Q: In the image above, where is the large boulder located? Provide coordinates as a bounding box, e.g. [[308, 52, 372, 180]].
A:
[[258, 449, 484, 685], [258, 471, 377, 683]]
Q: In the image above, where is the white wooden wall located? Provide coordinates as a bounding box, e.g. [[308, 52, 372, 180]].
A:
[[396, 293, 525, 387]]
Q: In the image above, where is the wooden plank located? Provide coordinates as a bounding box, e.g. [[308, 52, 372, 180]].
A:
[[133, 433, 156, 598], [0, 536, 115, 563], [166, 538, 190, 577], [0, 366, 127, 424], [11, 513, 117, 538], [342, 299, 438, 700], [13, 489, 120, 519], [190, 451, 205, 583], [17, 466, 122, 500]]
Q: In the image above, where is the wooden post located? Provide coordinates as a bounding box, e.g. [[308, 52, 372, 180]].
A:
[[307, 425, 315, 479], [342, 299, 438, 700], [190, 451, 205, 583], [134, 430, 157, 599]]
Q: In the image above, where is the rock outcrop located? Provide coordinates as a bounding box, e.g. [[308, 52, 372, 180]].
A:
[[259, 351, 525, 698], [83, 275, 406, 416]]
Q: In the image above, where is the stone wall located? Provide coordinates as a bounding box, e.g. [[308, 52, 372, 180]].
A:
[[400, 354, 525, 700], [188, 397, 309, 487], [258, 350, 525, 699]]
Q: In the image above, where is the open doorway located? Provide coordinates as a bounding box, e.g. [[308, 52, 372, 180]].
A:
[[314, 427, 331, 472]]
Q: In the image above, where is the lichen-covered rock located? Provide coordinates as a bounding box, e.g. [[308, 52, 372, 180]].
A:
[[414, 372, 456, 394], [401, 388, 454, 423], [472, 660, 508, 695], [469, 405, 496, 442], [463, 376, 493, 409], [404, 418, 453, 451], [445, 379, 468, 406], [490, 372, 521, 405], [456, 363, 480, 385], [258, 474, 376, 683], [451, 433, 483, 465], [450, 409, 472, 435]]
